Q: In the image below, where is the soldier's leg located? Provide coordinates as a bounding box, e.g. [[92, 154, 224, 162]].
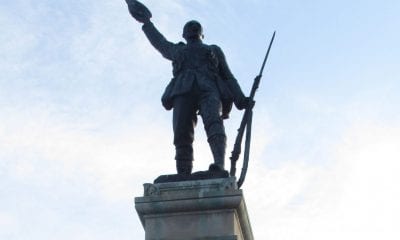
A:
[[173, 94, 197, 174], [199, 92, 227, 171]]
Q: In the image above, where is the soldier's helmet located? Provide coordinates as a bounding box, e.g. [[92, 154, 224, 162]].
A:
[[182, 20, 203, 40]]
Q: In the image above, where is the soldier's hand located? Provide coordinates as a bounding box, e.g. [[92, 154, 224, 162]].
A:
[[235, 97, 255, 110]]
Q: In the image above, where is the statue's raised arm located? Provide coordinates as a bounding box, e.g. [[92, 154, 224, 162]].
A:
[[126, 0, 176, 60]]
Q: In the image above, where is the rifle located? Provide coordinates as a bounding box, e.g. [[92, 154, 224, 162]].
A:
[[230, 31, 276, 188]]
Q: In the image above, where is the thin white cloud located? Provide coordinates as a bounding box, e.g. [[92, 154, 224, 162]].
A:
[[245, 122, 400, 239], [0, 212, 17, 235], [0, 106, 173, 198]]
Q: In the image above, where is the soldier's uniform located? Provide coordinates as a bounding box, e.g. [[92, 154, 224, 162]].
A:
[[142, 22, 246, 171]]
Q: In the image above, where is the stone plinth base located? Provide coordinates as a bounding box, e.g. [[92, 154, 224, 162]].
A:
[[135, 177, 253, 240]]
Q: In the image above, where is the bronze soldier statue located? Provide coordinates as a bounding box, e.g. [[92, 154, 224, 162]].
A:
[[126, 0, 250, 176]]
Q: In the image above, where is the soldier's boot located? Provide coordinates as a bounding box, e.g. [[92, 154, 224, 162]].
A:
[[176, 160, 193, 175], [208, 135, 226, 172]]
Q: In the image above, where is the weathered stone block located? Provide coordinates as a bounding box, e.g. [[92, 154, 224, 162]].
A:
[[135, 177, 253, 240]]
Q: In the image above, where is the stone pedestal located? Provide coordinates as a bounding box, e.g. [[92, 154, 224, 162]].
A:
[[135, 177, 253, 240]]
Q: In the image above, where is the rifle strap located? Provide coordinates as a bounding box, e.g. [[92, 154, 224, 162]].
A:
[[238, 109, 253, 188]]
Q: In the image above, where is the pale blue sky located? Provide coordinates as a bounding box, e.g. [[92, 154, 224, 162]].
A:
[[1, 0, 399, 239]]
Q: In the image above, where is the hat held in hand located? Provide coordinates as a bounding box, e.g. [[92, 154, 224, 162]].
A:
[[126, 0, 152, 23]]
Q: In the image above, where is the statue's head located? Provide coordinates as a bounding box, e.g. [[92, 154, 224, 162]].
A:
[[182, 20, 203, 41]]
